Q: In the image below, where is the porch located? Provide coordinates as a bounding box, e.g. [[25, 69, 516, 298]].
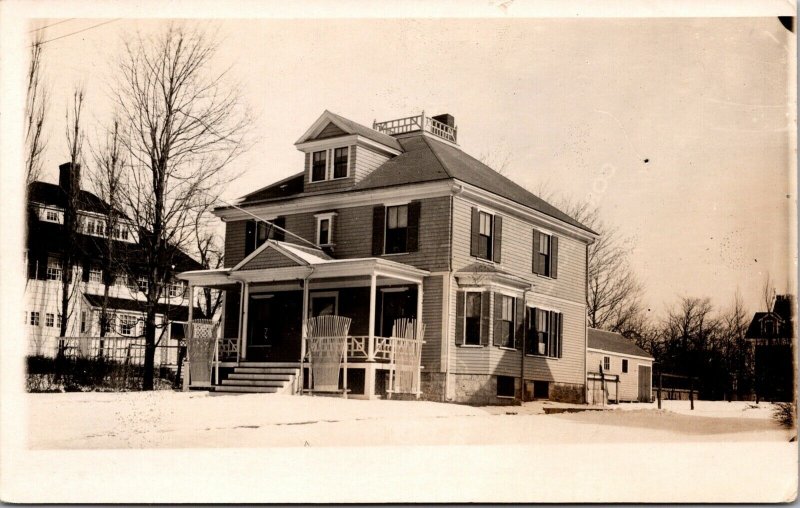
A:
[[178, 240, 429, 399]]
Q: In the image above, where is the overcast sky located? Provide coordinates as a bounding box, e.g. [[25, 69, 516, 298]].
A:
[[30, 15, 796, 318]]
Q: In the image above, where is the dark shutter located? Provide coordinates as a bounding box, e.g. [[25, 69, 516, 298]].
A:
[[480, 292, 490, 346], [455, 291, 465, 346], [557, 312, 563, 358], [470, 207, 480, 257], [407, 201, 421, 252], [81, 260, 90, 283], [244, 220, 256, 256], [515, 298, 524, 350], [372, 205, 385, 256], [547, 311, 555, 357], [493, 293, 503, 347], [551, 235, 559, 279], [532, 229, 540, 274], [272, 216, 286, 242], [529, 307, 538, 355], [493, 215, 503, 263]]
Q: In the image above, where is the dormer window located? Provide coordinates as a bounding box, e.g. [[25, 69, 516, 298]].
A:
[[333, 147, 349, 179], [312, 151, 327, 182]]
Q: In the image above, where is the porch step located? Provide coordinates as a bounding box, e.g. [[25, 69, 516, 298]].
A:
[[212, 364, 301, 395]]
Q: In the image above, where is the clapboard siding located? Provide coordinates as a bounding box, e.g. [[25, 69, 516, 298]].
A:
[[239, 247, 297, 270], [353, 144, 390, 183], [521, 295, 585, 385], [420, 275, 443, 371], [587, 350, 652, 401], [451, 195, 586, 304], [224, 220, 247, 267]]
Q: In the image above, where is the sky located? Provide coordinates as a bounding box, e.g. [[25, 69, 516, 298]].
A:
[[23, 14, 797, 319]]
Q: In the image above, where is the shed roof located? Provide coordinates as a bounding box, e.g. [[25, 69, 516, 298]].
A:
[[588, 328, 653, 359], [82, 294, 205, 322]]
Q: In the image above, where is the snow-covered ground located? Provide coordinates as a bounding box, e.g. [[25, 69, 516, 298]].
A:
[[11, 392, 797, 503]]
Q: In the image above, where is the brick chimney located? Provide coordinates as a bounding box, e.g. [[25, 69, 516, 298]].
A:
[[59, 162, 81, 195], [432, 113, 455, 128]]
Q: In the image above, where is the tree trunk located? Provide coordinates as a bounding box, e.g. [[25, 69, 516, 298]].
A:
[[142, 311, 157, 390]]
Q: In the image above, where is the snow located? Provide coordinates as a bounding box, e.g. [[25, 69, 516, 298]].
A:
[[10, 393, 798, 503]]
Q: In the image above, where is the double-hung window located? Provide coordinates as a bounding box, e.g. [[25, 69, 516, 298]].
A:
[[603, 356, 611, 371], [622, 359, 628, 373], [30, 311, 40, 326], [44, 209, 60, 223], [533, 229, 558, 278], [89, 268, 102, 283], [120, 315, 137, 336], [464, 292, 482, 345], [136, 276, 148, 294], [385, 205, 409, 254], [333, 147, 348, 179], [527, 308, 562, 358], [168, 282, 184, 298], [315, 213, 336, 247], [497, 295, 515, 348], [46, 313, 55, 327], [478, 212, 493, 260], [46, 258, 62, 281], [311, 151, 327, 182]]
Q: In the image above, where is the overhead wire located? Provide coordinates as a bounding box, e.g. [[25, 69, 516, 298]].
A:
[[34, 19, 120, 46]]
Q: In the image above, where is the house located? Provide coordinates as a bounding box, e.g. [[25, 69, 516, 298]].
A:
[[745, 294, 795, 402], [179, 111, 597, 404], [587, 328, 653, 403], [25, 162, 202, 365]]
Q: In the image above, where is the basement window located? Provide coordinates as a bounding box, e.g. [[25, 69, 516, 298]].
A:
[[497, 375, 515, 397]]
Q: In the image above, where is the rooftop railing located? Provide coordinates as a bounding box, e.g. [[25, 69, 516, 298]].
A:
[[373, 112, 457, 144]]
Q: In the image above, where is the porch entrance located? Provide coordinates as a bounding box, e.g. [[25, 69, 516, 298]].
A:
[[247, 291, 302, 362], [380, 288, 417, 337]]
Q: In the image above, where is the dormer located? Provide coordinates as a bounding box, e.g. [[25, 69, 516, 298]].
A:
[[295, 110, 403, 191]]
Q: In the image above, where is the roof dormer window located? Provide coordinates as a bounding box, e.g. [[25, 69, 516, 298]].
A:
[[333, 147, 349, 179], [312, 151, 327, 182]]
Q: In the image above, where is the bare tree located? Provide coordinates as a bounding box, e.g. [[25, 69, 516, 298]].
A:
[[762, 272, 776, 312], [113, 24, 249, 389], [478, 148, 513, 175], [58, 86, 86, 345], [88, 115, 127, 340], [25, 33, 48, 186]]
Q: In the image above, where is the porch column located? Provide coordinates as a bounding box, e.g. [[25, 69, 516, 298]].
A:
[[240, 281, 250, 361], [299, 277, 310, 394], [416, 281, 423, 399], [367, 273, 377, 361], [236, 281, 245, 363]]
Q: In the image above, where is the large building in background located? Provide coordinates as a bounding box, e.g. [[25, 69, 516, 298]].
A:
[[745, 294, 796, 402], [181, 111, 597, 403], [24, 162, 203, 362]]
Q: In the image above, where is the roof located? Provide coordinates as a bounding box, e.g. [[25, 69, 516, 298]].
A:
[[588, 328, 653, 359], [234, 114, 594, 234], [82, 294, 205, 322], [295, 110, 403, 151], [28, 181, 120, 216]]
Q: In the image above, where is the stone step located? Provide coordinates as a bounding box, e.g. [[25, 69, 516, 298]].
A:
[[228, 373, 293, 381], [222, 379, 285, 387], [234, 367, 299, 375], [214, 385, 279, 393], [238, 362, 300, 368]]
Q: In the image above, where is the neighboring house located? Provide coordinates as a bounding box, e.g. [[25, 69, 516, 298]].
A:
[[25, 162, 202, 363], [745, 294, 795, 402], [587, 328, 653, 403], [180, 111, 597, 403]]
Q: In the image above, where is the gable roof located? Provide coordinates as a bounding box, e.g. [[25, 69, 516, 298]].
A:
[[588, 328, 653, 359], [232, 239, 333, 271], [28, 181, 120, 216], [295, 110, 402, 151]]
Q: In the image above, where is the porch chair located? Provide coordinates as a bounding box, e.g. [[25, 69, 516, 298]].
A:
[[183, 319, 219, 388], [387, 317, 425, 398], [303, 315, 352, 398]]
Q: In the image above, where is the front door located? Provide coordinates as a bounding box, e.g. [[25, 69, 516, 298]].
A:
[[638, 365, 652, 402], [247, 292, 302, 362], [380, 288, 416, 337]]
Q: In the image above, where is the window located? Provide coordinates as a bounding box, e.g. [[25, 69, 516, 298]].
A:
[[496, 295, 515, 348], [46, 313, 55, 327], [533, 230, 558, 278], [136, 276, 148, 294], [256, 222, 271, 248], [311, 150, 327, 182], [497, 375, 515, 397], [168, 282, 184, 298], [30, 312, 40, 326], [44, 209, 60, 223], [85, 218, 96, 235], [80, 311, 87, 333], [56, 314, 62, 328], [527, 308, 562, 358], [315, 213, 336, 246], [385, 205, 408, 254], [46, 258, 62, 281], [311, 293, 338, 317], [470, 207, 503, 262], [120, 315, 137, 336], [333, 147, 348, 179], [112, 224, 129, 240], [464, 292, 482, 345], [89, 268, 102, 283], [622, 359, 628, 373], [603, 356, 610, 371]]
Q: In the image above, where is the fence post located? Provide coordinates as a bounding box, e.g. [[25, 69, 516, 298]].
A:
[[658, 372, 662, 409], [689, 377, 694, 410]]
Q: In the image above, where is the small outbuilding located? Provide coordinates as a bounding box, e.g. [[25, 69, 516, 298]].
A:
[[587, 328, 653, 403]]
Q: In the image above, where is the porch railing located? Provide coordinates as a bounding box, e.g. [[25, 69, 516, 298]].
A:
[[346, 336, 395, 361], [373, 112, 457, 143]]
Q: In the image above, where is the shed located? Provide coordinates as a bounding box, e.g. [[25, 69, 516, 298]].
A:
[[587, 328, 654, 402]]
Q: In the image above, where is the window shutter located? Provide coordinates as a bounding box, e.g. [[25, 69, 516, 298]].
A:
[[272, 217, 286, 242], [372, 205, 385, 256], [557, 312, 564, 358], [480, 292, 490, 346], [527, 307, 536, 354], [407, 201, 421, 252], [493, 293, 503, 347], [244, 220, 256, 256], [547, 310, 554, 356], [455, 291, 465, 346], [470, 207, 480, 257], [515, 298, 524, 350], [532, 229, 540, 274], [551, 235, 559, 279], [81, 260, 90, 283], [493, 215, 503, 263]]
